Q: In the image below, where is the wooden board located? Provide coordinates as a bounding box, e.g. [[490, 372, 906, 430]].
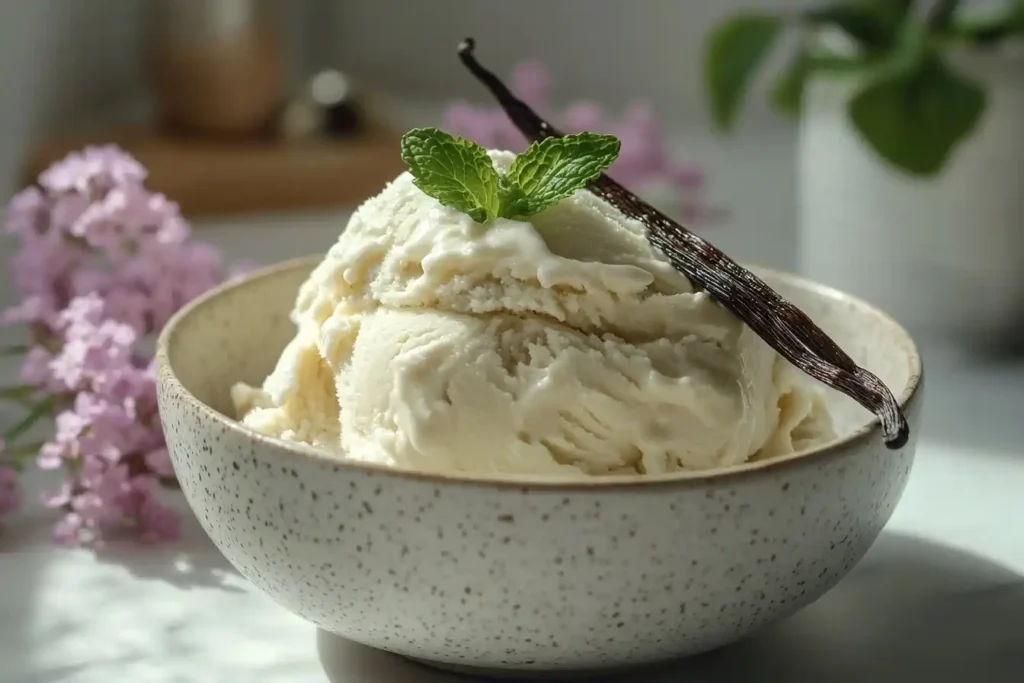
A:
[[21, 125, 406, 217]]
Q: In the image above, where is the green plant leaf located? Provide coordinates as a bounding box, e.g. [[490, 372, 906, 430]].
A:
[[3, 394, 59, 442], [0, 344, 30, 357], [496, 177, 530, 219], [770, 51, 810, 118], [703, 14, 786, 130], [927, 0, 962, 31], [502, 133, 621, 219], [951, 0, 1024, 44], [874, 0, 917, 29], [399, 127, 501, 223], [848, 55, 986, 176], [804, 2, 897, 50]]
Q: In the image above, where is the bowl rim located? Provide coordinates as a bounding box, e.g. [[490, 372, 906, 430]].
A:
[[156, 255, 923, 490]]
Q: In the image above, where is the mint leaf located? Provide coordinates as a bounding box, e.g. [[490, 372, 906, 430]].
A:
[[399, 127, 500, 223], [501, 133, 620, 219], [849, 55, 986, 176], [703, 14, 786, 131], [496, 176, 530, 219]]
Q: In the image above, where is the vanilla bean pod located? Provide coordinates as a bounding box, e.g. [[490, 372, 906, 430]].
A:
[[458, 38, 909, 449]]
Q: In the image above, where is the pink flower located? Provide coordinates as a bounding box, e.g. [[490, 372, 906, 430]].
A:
[[144, 448, 175, 478], [2, 144, 242, 548], [10, 229, 82, 297], [39, 145, 146, 196], [48, 296, 139, 393], [442, 61, 725, 225], [670, 166, 706, 191], [563, 102, 606, 133], [37, 442, 67, 470], [510, 60, 550, 110], [2, 294, 61, 328], [3, 187, 46, 238], [41, 481, 73, 508], [49, 194, 91, 237], [139, 497, 181, 543], [52, 511, 85, 546], [20, 346, 55, 388]]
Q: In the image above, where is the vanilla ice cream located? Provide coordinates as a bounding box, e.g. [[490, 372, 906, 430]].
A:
[[232, 151, 834, 476]]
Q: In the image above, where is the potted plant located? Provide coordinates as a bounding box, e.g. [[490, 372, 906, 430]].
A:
[[703, 0, 1023, 349]]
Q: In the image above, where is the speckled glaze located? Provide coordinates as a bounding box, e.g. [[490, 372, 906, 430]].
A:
[[155, 257, 923, 677]]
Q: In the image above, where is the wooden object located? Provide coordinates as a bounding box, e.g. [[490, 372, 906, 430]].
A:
[[21, 125, 406, 217], [147, 0, 285, 137]]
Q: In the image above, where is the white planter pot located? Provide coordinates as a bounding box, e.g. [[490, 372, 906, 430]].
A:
[[798, 51, 1024, 350]]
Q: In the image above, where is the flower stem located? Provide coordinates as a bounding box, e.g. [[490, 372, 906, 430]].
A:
[[1, 441, 44, 471], [0, 344, 30, 357], [0, 384, 38, 406], [3, 394, 59, 442]]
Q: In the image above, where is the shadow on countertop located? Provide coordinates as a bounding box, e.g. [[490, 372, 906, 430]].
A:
[[916, 348, 1024, 460], [94, 501, 243, 593], [316, 531, 1024, 683]]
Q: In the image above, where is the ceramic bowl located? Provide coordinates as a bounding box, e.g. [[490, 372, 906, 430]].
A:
[[155, 256, 923, 677]]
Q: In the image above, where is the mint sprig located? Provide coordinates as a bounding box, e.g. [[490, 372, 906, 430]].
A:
[[400, 128, 500, 223], [504, 134, 621, 218], [399, 127, 620, 223]]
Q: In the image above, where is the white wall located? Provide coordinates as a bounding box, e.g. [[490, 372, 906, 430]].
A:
[[0, 0, 804, 326], [0, 0, 139, 193], [0, 0, 808, 193], [331, 0, 801, 123]]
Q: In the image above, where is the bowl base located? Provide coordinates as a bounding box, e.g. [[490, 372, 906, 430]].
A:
[[405, 654, 676, 680]]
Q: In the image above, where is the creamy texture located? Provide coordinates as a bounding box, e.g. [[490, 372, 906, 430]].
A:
[[232, 151, 834, 476]]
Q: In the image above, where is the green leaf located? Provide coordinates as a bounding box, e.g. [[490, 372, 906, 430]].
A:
[[804, 3, 896, 50], [951, 0, 1024, 44], [1013, 0, 1024, 33], [703, 14, 786, 130], [770, 47, 877, 121], [0, 344, 30, 357], [399, 127, 501, 223], [502, 133, 621, 219], [848, 55, 986, 176], [770, 51, 811, 118], [3, 394, 59, 442], [927, 0, 962, 31], [874, 0, 916, 29], [496, 177, 530, 219]]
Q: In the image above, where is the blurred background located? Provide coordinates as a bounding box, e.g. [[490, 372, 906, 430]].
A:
[[0, 0, 799, 308], [0, 0, 1020, 348], [0, 5, 1021, 680]]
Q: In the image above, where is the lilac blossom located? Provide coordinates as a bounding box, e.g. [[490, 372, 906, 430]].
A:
[[443, 62, 726, 225], [1, 145, 238, 547]]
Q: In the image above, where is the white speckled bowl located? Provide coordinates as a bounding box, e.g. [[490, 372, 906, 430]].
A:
[[156, 256, 923, 678]]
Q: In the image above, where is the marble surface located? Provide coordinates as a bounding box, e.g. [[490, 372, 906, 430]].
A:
[[1, 349, 1023, 683]]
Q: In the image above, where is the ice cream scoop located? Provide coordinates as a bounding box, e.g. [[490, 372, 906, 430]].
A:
[[233, 151, 833, 475]]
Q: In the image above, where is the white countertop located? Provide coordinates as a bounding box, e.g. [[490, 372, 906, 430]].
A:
[[2, 346, 1022, 683]]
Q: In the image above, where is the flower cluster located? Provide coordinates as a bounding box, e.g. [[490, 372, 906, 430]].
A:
[[443, 61, 726, 225], [0, 145, 239, 546]]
